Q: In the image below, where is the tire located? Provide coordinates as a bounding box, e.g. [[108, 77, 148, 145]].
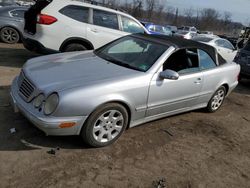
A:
[[0, 27, 20, 44], [81, 103, 128, 148], [206, 86, 226, 113], [63, 43, 87, 52]]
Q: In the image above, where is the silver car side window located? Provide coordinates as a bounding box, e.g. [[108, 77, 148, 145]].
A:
[[198, 50, 216, 70], [163, 48, 200, 75]]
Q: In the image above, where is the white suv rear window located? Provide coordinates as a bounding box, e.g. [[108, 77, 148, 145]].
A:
[[59, 5, 89, 23]]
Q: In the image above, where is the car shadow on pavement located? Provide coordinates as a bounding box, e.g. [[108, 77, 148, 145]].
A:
[[234, 79, 250, 95], [0, 47, 39, 68], [0, 86, 89, 151]]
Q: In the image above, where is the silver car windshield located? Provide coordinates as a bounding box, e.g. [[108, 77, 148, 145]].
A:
[[94, 36, 169, 72]]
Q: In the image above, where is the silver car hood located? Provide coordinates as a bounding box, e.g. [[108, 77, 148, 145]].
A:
[[23, 51, 142, 92]]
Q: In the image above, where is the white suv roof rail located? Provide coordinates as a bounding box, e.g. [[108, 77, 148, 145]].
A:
[[71, 0, 127, 13]]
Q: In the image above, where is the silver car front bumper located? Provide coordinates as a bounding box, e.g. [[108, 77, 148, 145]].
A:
[[10, 77, 88, 136]]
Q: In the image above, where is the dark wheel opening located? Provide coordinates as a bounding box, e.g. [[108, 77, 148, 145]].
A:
[[63, 43, 87, 52]]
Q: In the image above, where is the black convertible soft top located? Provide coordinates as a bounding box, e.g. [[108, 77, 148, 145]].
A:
[[133, 34, 226, 65]]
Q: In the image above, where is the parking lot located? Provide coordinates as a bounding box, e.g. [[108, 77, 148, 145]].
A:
[[0, 42, 250, 187]]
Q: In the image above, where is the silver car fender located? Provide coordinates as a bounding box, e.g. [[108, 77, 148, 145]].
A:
[[53, 75, 152, 124]]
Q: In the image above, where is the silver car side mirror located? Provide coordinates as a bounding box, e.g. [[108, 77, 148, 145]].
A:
[[159, 69, 179, 80]]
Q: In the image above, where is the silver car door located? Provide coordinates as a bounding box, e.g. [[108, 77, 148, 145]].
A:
[[197, 49, 221, 104], [146, 48, 203, 117]]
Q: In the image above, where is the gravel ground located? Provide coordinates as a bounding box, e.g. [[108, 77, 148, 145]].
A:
[[0, 43, 250, 188]]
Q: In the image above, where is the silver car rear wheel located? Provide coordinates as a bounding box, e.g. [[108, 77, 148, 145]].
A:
[[81, 103, 128, 147], [0, 27, 20, 44], [207, 86, 226, 112], [211, 90, 225, 111]]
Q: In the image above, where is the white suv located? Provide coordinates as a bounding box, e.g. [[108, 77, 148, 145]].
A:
[[23, 0, 148, 53]]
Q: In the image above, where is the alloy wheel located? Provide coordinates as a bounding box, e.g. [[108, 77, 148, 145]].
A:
[[92, 110, 124, 143], [211, 89, 225, 111], [0, 27, 19, 44]]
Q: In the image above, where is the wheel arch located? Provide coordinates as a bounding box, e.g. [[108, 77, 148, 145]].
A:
[[79, 100, 133, 135], [59, 37, 94, 52], [221, 83, 229, 95], [107, 100, 132, 129], [91, 100, 132, 127]]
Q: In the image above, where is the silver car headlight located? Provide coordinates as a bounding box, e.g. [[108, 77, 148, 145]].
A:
[[33, 94, 45, 108], [44, 93, 59, 115]]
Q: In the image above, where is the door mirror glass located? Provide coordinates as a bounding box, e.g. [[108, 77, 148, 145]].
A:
[[160, 69, 179, 80]]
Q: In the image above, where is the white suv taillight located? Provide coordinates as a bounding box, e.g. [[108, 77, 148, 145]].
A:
[[37, 14, 57, 25]]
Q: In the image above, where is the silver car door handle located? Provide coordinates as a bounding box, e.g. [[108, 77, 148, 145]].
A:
[[194, 78, 202, 84], [91, 28, 98, 33]]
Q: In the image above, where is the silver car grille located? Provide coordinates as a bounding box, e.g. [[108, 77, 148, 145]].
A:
[[18, 72, 35, 102]]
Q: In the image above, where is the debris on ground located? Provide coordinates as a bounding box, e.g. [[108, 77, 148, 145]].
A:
[[152, 178, 167, 188], [242, 116, 250, 122], [160, 129, 173, 137], [9, 128, 16, 134], [47, 147, 60, 155]]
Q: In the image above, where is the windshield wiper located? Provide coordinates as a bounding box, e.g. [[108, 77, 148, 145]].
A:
[[104, 56, 122, 64], [118, 62, 143, 72], [104, 56, 143, 72]]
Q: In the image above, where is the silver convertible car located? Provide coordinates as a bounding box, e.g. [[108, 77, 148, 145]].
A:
[[10, 34, 240, 147]]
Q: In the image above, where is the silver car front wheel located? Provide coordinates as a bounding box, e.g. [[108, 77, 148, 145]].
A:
[[81, 103, 128, 147], [207, 86, 226, 112], [93, 110, 124, 143]]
